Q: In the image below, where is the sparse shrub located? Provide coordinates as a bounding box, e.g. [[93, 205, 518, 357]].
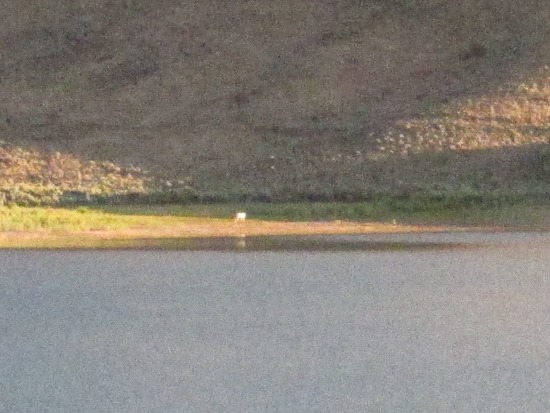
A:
[[459, 43, 488, 61], [0, 145, 150, 206]]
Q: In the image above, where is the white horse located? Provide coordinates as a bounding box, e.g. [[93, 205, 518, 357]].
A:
[[235, 212, 247, 222]]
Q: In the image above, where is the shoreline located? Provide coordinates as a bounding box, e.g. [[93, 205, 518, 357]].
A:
[[0, 219, 490, 249], [2, 201, 548, 249]]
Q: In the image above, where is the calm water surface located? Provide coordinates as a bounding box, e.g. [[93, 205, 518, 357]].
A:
[[1, 232, 550, 412]]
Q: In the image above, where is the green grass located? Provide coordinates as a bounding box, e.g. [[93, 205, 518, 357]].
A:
[[95, 198, 550, 229], [2, 195, 549, 236], [0, 205, 184, 232]]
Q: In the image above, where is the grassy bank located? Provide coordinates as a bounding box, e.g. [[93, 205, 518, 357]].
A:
[[0, 204, 443, 249], [98, 200, 550, 230], [1, 198, 549, 248], [0, 205, 185, 233]]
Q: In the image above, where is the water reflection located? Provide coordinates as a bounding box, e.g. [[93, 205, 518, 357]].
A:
[[81, 231, 550, 252], [93, 234, 473, 252]]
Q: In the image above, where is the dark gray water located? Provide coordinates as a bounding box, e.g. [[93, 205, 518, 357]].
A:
[[1, 232, 550, 412]]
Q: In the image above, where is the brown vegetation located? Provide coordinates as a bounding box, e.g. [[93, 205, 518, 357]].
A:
[[0, 143, 147, 204], [1, 0, 550, 201]]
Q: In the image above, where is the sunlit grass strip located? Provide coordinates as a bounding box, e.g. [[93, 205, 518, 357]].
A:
[[0, 206, 186, 232], [0, 204, 452, 249], [96, 200, 550, 228]]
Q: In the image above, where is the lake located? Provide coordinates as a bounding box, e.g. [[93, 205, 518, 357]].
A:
[[1, 232, 550, 412]]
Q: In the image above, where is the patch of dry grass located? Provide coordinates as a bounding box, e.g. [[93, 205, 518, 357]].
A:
[[376, 66, 550, 155], [0, 144, 148, 205]]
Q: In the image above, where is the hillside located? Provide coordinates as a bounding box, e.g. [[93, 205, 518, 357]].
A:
[[1, 0, 550, 203]]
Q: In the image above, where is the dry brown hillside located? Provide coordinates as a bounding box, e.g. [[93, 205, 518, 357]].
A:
[[1, 0, 550, 202]]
